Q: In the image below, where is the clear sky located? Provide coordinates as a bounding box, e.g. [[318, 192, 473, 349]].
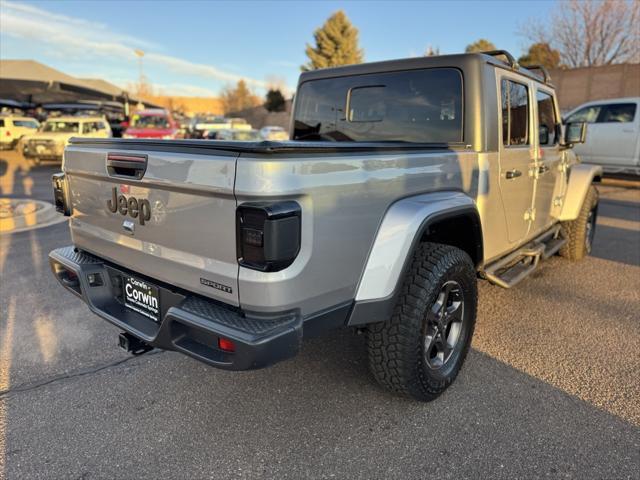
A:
[[0, 0, 558, 97]]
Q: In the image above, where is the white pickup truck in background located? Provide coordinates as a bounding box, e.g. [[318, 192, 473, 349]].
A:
[[564, 97, 640, 175]]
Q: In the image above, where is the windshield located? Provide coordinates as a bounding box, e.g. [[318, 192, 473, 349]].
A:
[[42, 121, 80, 133], [293, 68, 463, 143], [132, 114, 169, 129]]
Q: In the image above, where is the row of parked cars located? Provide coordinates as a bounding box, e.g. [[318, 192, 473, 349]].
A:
[[0, 108, 290, 164], [2, 97, 638, 172]]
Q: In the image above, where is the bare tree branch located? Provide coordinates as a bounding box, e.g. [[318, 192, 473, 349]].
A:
[[523, 0, 639, 68]]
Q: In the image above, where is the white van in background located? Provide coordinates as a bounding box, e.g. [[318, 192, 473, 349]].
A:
[[564, 98, 640, 175]]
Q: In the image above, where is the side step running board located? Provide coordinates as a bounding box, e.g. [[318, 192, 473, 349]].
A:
[[483, 226, 567, 288]]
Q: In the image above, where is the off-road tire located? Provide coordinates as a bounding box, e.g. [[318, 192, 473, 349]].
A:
[[559, 185, 598, 261], [367, 243, 477, 401]]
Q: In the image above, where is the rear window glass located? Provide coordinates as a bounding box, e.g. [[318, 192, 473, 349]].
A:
[[293, 68, 463, 143], [0, 120, 4, 128]]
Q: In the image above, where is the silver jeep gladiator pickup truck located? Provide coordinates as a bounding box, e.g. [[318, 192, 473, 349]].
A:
[[50, 51, 601, 401]]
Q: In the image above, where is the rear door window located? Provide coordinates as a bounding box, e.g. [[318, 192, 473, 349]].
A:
[[501, 79, 529, 146], [597, 103, 637, 123], [293, 68, 463, 143]]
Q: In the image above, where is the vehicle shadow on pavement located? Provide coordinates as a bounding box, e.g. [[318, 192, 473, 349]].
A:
[[591, 224, 640, 266], [598, 197, 640, 221]]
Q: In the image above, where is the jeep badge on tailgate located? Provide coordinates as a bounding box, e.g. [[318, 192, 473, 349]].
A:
[[107, 187, 151, 225]]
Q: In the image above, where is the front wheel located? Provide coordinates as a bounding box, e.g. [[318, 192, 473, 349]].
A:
[[559, 185, 598, 261], [367, 243, 477, 401]]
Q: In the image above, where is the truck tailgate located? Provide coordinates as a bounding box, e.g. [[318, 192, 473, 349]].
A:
[[63, 145, 239, 305]]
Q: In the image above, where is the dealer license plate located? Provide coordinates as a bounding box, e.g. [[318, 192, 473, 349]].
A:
[[123, 275, 160, 322]]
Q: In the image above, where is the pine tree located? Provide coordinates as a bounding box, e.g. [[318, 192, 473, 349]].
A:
[[302, 10, 364, 71], [264, 89, 286, 112]]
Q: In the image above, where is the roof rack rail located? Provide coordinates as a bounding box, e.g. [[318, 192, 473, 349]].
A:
[[522, 64, 552, 84], [481, 50, 519, 69]]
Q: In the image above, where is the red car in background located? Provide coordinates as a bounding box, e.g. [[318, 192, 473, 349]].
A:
[[122, 109, 179, 139]]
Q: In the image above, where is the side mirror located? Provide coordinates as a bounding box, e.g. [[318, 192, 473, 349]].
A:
[[564, 122, 586, 145]]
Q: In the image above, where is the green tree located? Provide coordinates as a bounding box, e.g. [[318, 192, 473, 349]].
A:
[[302, 10, 364, 71], [220, 80, 261, 114], [518, 43, 561, 69], [264, 89, 286, 112], [465, 39, 496, 53]]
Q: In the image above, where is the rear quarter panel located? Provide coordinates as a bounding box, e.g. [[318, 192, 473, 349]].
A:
[[235, 149, 485, 316]]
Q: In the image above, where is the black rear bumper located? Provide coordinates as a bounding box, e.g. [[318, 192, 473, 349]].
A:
[[49, 246, 302, 370]]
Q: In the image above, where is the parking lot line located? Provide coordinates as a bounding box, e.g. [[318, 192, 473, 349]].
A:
[[0, 297, 16, 480]]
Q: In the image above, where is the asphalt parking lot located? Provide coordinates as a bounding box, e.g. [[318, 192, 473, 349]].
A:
[[1, 153, 639, 479]]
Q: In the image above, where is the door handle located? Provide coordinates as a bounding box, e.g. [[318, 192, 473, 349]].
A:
[[505, 169, 522, 179], [538, 165, 550, 175]]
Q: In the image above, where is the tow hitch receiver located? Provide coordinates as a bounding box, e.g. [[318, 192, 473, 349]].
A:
[[118, 332, 153, 356]]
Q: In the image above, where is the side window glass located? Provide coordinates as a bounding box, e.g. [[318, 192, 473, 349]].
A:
[[598, 103, 636, 123], [566, 106, 600, 124], [537, 91, 558, 146], [82, 123, 91, 134], [501, 79, 529, 146]]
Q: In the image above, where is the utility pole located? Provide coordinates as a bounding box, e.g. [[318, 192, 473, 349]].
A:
[[133, 49, 146, 109], [134, 49, 145, 83]]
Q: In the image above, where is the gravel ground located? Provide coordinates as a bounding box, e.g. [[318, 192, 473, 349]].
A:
[[1, 155, 639, 479]]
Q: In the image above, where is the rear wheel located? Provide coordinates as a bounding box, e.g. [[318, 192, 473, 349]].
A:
[[367, 243, 477, 401], [560, 185, 598, 261]]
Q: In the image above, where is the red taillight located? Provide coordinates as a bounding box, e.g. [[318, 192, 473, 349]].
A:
[[5, 130, 11, 136], [218, 337, 235, 352]]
